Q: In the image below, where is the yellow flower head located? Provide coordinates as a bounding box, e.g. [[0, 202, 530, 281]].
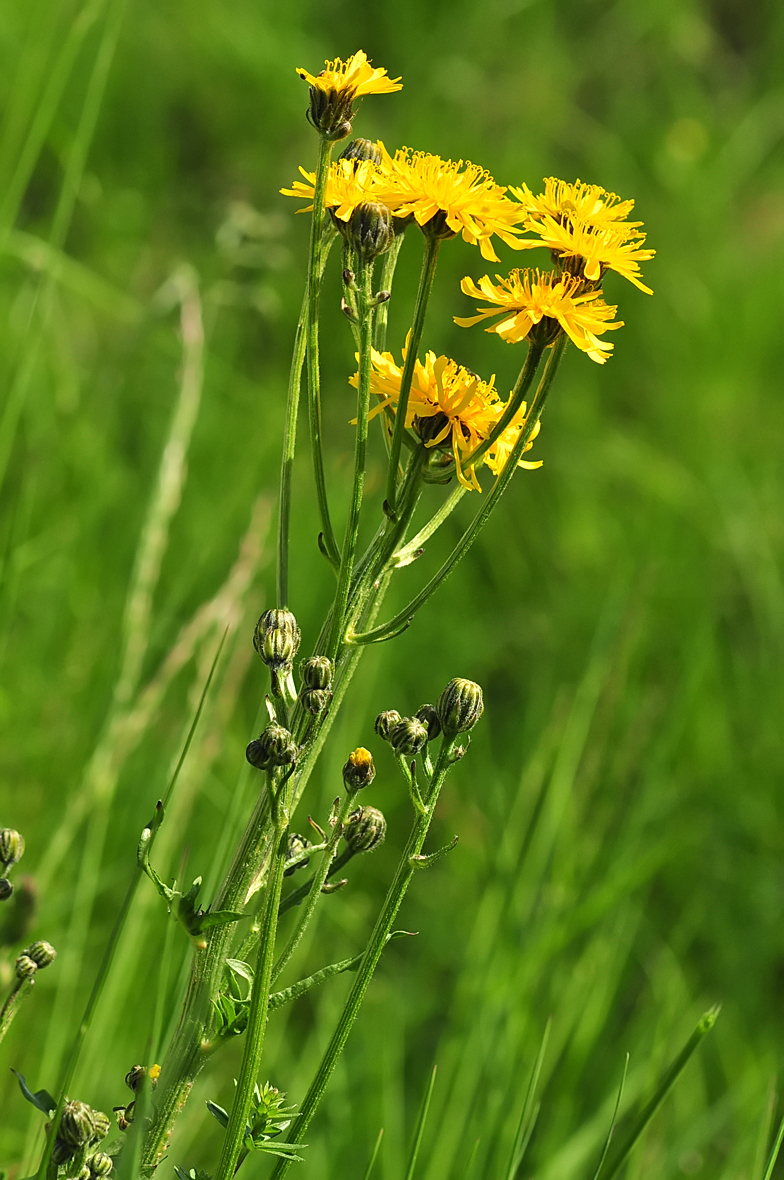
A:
[[484, 404, 542, 478], [512, 177, 642, 236], [352, 344, 505, 490], [281, 157, 380, 222], [375, 145, 526, 262], [296, 51, 403, 99], [455, 269, 624, 364], [517, 216, 655, 293]]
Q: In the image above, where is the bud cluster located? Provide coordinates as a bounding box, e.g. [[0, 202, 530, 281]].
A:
[[115, 1064, 160, 1135], [51, 1099, 111, 1167], [254, 608, 301, 671], [1, 827, 25, 902], [14, 939, 56, 981], [246, 724, 298, 772], [375, 678, 484, 757], [300, 655, 334, 716]]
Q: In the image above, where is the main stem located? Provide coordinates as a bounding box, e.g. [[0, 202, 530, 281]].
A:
[[214, 775, 291, 1180], [268, 737, 458, 1180], [384, 234, 441, 514]]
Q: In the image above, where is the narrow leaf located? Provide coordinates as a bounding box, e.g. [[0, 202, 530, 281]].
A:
[[207, 1100, 230, 1129], [762, 1114, 784, 1180], [505, 1018, 551, 1180], [362, 1129, 384, 1180], [404, 1066, 437, 1180], [590, 1054, 629, 1180]]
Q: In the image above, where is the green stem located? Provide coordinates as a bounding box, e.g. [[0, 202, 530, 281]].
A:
[[306, 137, 340, 568], [326, 259, 376, 660], [272, 792, 354, 983], [392, 483, 467, 567], [276, 227, 337, 607], [267, 737, 458, 1180], [278, 846, 353, 918], [385, 235, 441, 514], [373, 232, 405, 353], [214, 774, 292, 1180], [350, 338, 559, 645], [0, 978, 33, 1044]]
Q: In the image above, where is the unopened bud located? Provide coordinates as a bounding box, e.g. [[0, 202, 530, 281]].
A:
[[301, 655, 333, 690], [60, 1101, 97, 1147], [124, 1063, 159, 1093], [344, 806, 387, 853], [348, 202, 394, 262], [284, 833, 311, 876], [90, 1110, 111, 1142], [52, 1140, 75, 1166], [88, 1154, 113, 1178], [302, 688, 331, 716], [246, 724, 298, 771], [437, 678, 484, 737], [75, 1165, 91, 1180], [415, 704, 441, 742], [374, 710, 401, 741], [24, 940, 56, 969], [389, 717, 429, 757], [0, 878, 12, 901], [0, 828, 24, 868], [253, 608, 301, 670], [342, 747, 376, 792], [339, 137, 382, 166], [15, 954, 37, 980]]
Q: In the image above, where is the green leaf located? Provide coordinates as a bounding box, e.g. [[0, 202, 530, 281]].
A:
[[206, 1100, 230, 1129], [191, 909, 245, 934], [11, 1071, 57, 1116]]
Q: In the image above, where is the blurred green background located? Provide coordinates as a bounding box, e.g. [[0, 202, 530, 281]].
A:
[[1, 0, 784, 1176]]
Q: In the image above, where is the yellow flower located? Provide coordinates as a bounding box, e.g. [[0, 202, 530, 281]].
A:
[[296, 51, 402, 99], [516, 216, 655, 293], [352, 344, 518, 490], [280, 157, 380, 221], [511, 177, 641, 236], [375, 145, 525, 262], [485, 405, 542, 477], [455, 269, 624, 364]]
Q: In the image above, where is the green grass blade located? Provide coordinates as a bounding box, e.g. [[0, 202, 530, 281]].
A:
[[404, 1065, 437, 1180], [590, 1054, 629, 1180], [602, 1007, 720, 1180], [506, 1018, 552, 1180], [762, 1114, 784, 1180], [363, 1128, 384, 1180]]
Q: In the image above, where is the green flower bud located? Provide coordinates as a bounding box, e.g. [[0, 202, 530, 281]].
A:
[[389, 717, 429, 757], [15, 954, 37, 980], [342, 747, 376, 793], [253, 608, 301, 670], [90, 1110, 111, 1142], [52, 1140, 76, 1166], [348, 201, 394, 262], [88, 1154, 113, 1178], [415, 704, 441, 742], [0, 828, 24, 869], [339, 137, 382, 166], [246, 724, 298, 771], [344, 805, 387, 853], [60, 1101, 98, 1147], [0, 878, 12, 901], [24, 939, 56, 969], [75, 1166, 91, 1180], [305, 84, 355, 141], [436, 678, 484, 737], [374, 710, 401, 741], [301, 688, 332, 716], [284, 833, 311, 877], [301, 655, 333, 690]]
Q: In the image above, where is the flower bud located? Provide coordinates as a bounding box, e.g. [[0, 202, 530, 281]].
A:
[[253, 608, 301, 670], [52, 1140, 75, 1166], [246, 724, 298, 771], [15, 954, 37, 980], [301, 655, 333, 690], [24, 940, 56, 969], [0, 878, 12, 901], [415, 704, 441, 742], [0, 828, 24, 868], [342, 747, 376, 793], [88, 1154, 113, 1178], [306, 83, 355, 141], [60, 1101, 97, 1147], [344, 805, 387, 853], [90, 1110, 111, 1141], [301, 688, 332, 716], [389, 717, 429, 757], [374, 710, 401, 741], [75, 1166, 91, 1180], [348, 202, 394, 262], [436, 678, 484, 737], [339, 137, 382, 166], [124, 1063, 159, 1093], [284, 833, 311, 877]]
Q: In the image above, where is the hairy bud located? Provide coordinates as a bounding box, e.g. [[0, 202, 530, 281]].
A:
[[348, 201, 394, 262], [60, 1101, 98, 1147], [0, 828, 24, 869], [52, 1140, 75, 1166], [415, 704, 441, 742], [15, 954, 37, 980], [342, 747, 376, 793], [374, 710, 401, 741], [305, 84, 355, 141], [301, 655, 333, 690], [302, 688, 332, 716], [88, 1154, 114, 1178], [253, 609, 301, 670], [389, 717, 429, 757], [0, 878, 12, 901], [24, 940, 56, 969], [125, 1063, 160, 1093], [339, 137, 382, 166], [90, 1110, 111, 1142], [284, 833, 311, 877], [437, 678, 484, 737], [246, 724, 298, 771], [344, 806, 387, 853]]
